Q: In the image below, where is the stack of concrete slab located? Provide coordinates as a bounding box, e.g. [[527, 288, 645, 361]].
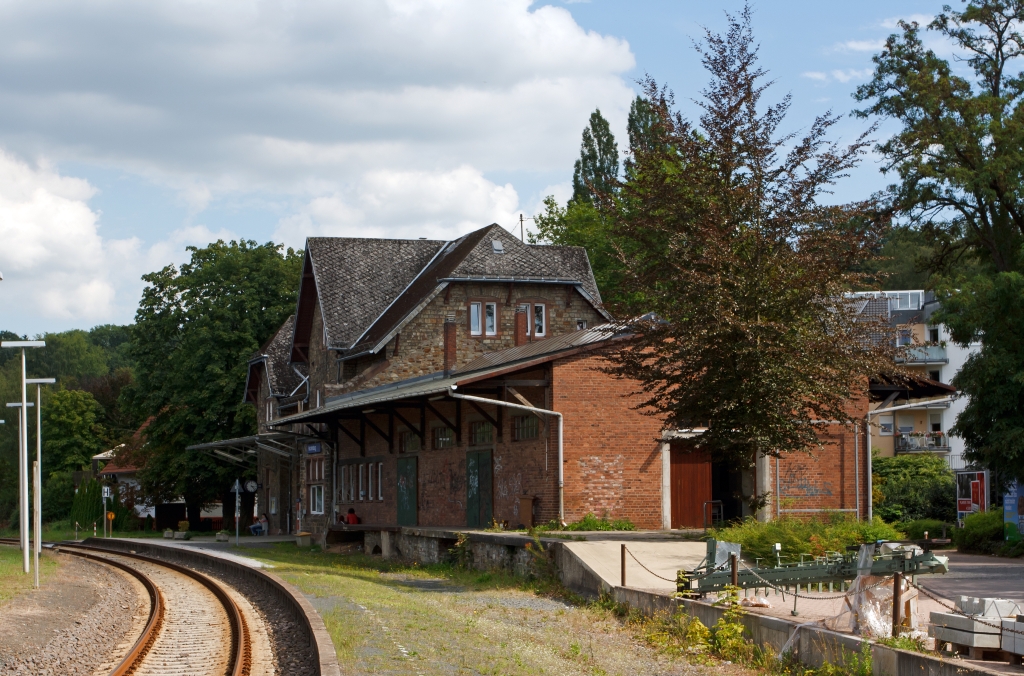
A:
[[1001, 617, 1024, 662], [930, 596, 1022, 658]]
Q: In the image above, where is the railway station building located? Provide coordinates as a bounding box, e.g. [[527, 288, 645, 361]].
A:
[[192, 223, 885, 540]]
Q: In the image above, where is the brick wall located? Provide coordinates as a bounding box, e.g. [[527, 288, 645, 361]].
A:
[[551, 350, 666, 529]]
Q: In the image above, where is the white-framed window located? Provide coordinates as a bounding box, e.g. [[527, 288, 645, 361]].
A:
[[306, 457, 324, 482], [930, 413, 943, 433], [349, 466, 356, 502], [470, 302, 482, 335], [359, 464, 366, 501], [377, 463, 383, 500], [576, 319, 587, 331], [878, 414, 894, 436], [470, 301, 498, 336], [897, 328, 913, 347], [368, 463, 374, 503], [897, 414, 915, 435], [310, 484, 324, 514], [340, 465, 347, 503], [533, 304, 546, 337]]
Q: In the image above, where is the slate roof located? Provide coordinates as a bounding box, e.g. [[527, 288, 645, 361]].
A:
[[306, 237, 446, 351], [296, 223, 608, 359], [246, 316, 308, 401]]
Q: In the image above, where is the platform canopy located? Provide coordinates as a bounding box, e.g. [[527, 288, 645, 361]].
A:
[[186, 431, 322, 466]]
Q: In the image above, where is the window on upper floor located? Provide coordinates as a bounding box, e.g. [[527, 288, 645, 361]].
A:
[[306, 457, 325, 482], [576, 319, 588, 331], [470, 420, 493, 445], [469, 301, 497, 336], [433, 426, 455, 449], [533, 304, 546, 337], [512, 415, 539, 441], [399, 430, 421, 453], [928, 327, 940, 344], [878, 415, 894, 436], [897, 329, 913, 347]]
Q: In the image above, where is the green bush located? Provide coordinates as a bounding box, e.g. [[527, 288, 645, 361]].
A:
[[873, 454, 956, 523], [954, 510, 1003, 554], [711, 514, 904, 563], [538, 512, 636, 532], [898, 518, 949, 540]]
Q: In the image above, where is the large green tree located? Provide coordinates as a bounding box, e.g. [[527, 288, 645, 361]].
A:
[[606, 8, 896, 480], [855, 0, 1024, 480], [571, 109, 619, 206], [125, 240, 303, 525]]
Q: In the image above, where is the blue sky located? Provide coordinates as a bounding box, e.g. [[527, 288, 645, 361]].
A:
[[0, 0, 945, 334]]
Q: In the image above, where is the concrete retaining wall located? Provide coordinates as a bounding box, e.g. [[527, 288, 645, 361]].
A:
[[80, 538, 341, 676]]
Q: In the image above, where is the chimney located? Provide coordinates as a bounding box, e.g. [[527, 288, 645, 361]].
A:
[[514, 304, 528, 346], [443, 314, 457, 375]]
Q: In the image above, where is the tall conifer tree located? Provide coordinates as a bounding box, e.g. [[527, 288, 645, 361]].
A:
[[571, 109, 619, 205]]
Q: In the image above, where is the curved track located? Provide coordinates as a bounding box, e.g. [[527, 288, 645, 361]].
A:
[[0, 539, 251, 676]]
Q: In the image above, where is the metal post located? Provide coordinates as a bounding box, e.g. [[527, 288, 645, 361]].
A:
[[730, 553, 738, 587], [34, 384, 41, 558], [620, 544, 626, 587], [234, 479, 242, 546], [892, 572, 903, 637], [20, 349, 28, 573], [32, 460, 39, 589]]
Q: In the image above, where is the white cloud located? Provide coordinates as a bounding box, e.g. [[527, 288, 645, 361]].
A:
[[274, 165, 520, 246], [0, 149, 238, 328], [830, 68, 873, 83], [802, 72, 829, 82], [836, 39, 885, 52], [881, 14, 934, 29]]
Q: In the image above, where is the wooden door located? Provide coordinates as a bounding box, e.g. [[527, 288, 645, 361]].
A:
[[466, 450, 493, 528], [670, 446, 712, 528], [397, 457, 418, 526]]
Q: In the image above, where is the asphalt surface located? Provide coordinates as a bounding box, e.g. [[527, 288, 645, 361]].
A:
[[917, 551, 1024, 605]]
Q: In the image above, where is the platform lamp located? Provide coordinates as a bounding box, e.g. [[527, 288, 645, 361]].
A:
[[1, 340, 46, 574], [27, 378, 55, 589]]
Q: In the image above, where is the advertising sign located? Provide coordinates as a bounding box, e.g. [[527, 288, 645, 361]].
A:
[[956, 470, 988, 525], [1005, 481, 1023, 543]]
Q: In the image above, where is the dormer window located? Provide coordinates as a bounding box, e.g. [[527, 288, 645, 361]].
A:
[[491, 239, 504, 254], [525, 302, 546, 337]]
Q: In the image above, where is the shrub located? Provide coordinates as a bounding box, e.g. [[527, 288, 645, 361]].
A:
[[899, 518, 949, 540], [540, 512, 636, 532], [711, 514, 904, 563], [178, 520, 190, 532], [872, 454, 956, 523], [954, 510, 1003, 554]]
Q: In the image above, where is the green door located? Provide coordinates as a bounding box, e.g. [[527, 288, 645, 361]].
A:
[[397, 457, 418, 526], [466, 450, 492, 528]]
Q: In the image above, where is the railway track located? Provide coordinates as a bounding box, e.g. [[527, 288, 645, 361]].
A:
[[0, 538, 252, 676]]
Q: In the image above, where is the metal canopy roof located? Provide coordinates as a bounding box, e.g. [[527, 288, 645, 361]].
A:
[[186, 431, 318, 465]]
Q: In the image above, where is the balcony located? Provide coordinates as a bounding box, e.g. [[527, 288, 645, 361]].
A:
[[898, 344, 948, 365], [895, 432, 950, 453]]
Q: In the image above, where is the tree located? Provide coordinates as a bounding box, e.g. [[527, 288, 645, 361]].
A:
[[42, 389, 107, 474], [572, 109, 619, 206], [872, 453, 956, 523], [855, 0, 1024, 481], [625, 95, 661, 175], [606, 8, 896, 478], [125, 240, 303, 526]]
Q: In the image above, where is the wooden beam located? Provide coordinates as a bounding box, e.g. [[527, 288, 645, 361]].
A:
[[467, 399, 498, 429], [425, 401, 456, 431], [337, 422, 365, 456], [361, 413, 391, 451], [391, 408, 424, 441]]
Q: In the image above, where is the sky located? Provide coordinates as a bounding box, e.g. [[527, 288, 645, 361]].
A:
[[0, 0, 947, 335]]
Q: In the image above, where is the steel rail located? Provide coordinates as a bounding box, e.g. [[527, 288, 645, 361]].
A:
[[0, 539, 251, 676]]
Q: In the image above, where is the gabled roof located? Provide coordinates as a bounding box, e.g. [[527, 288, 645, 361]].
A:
[[245, 316, 308, 403], [290, 223, 610, 362]]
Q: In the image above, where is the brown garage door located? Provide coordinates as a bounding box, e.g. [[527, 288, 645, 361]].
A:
[[670, 445, 712, 528]]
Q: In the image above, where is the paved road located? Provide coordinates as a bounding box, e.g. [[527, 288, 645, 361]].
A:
[[918, 552, 1024, 605]]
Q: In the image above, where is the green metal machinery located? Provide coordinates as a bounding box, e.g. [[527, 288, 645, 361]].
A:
[[677, 538, 950, 596]]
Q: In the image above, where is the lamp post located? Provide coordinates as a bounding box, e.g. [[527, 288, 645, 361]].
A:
[[27, 378, 55, 589], [5, 400, 35, 573], [1, 340, 45, 574]]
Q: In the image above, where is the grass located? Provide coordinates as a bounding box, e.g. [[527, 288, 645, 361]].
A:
[[0, 545, 60, 606], [536, 512, 637, 532], [710, 514, 905, 563], [245, 544, 715, 676], [0, 520, 165, 543]]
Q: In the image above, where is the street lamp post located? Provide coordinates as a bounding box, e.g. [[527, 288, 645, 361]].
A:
[[5, 401, 35, 573], [27, 378, 55, 589], [1, 340, 46, 574]]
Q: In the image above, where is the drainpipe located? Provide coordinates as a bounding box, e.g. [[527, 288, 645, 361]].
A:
[[448, 386, 565, 524], [865, 396, 954, 522]]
